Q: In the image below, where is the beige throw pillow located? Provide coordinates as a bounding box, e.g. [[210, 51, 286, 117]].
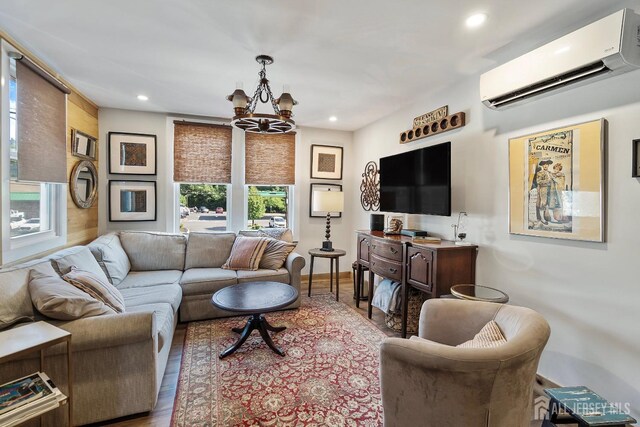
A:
[[63, 267, 126, 313], [222, 237, 269, 271], [457, 320, 507, 348], [259, 238, 297, 270], [29, 270, 116, 320]]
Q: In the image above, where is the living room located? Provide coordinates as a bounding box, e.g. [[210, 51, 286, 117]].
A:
[[0, 1, 639, 426]]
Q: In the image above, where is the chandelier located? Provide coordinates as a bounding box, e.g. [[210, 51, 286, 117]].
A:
[[227, 55, 298, 134]]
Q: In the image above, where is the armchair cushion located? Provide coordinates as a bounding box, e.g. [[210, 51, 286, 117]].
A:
[[457, 320, 507, 348]]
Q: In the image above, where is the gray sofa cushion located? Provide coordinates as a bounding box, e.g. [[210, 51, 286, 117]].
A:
[[121, 284, 182, 313], [88, 233, 131, 285], [180, 268, 237, 296], [239, 228, 294, 242], [185, 232, 236, 269], [29, 270, 116, 320], [126, 303, 174, 352], [118, 270, 183, 289], [0, 260, 58, 330], [120, 231, 187, 271], [237, 268, 290, 284], [51, 246, 111, 284]]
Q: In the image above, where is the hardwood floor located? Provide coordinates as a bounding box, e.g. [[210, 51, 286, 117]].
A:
[[92, 276, 553, 427]]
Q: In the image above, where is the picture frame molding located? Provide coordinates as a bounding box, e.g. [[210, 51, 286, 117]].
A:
[[309, 183, 343, 218], [310, 144, 344, 180], [108, 131, 158, 175], [108, 179, 157, 222]]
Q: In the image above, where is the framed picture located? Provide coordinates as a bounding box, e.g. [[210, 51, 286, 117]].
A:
[[108, 132, 157, 175], [71, 129, 97, 161], [508, 119, 605, 242], [109, 180, 157, 222], [310, 144, 343, 180], [310, 183, 343, 218]]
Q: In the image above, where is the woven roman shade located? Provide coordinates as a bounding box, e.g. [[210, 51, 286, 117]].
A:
[[245, 133, 295, 185], [16, 60, 68, 183], [173, 121, 232, 183]]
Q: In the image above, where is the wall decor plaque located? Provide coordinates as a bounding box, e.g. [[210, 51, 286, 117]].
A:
[[360, 161, 380, 211], [108, 132, 157, 175], [508, 119, 605, 242], [413, 106, 448, 128]]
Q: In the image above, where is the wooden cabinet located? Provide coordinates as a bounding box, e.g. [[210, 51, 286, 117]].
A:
[[356, 231, 478, 338]]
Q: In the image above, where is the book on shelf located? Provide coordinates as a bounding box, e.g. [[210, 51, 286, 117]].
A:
[[0, 372, 65, 427], [412, 236, 442, 244]]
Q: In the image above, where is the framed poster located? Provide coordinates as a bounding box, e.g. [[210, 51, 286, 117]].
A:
[[109, 180, 157, 222], [71, 129, 98, 161], [310, 183, 343, 218], [108, 132, 157, 175], [310, 144, 343, 180], [508, 119, 605, 242]]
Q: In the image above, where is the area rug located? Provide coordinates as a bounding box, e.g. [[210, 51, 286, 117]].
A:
[[171, 295, 386, 426]]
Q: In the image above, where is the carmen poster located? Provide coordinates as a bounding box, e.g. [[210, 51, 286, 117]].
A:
[[526, 130, 573, 232], [509, 119, 604, 242]]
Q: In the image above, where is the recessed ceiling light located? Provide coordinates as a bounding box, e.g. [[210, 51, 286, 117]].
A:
[[137, 94, 149, 101], [329, 116, 337, 122], [465, 13, 487, 29]]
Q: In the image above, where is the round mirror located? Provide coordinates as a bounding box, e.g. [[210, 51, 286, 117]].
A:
[[70, 160, 98, 209]]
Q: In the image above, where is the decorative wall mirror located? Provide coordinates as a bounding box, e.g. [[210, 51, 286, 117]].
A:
[[70, 160, 98, 209], [71, 128, 97, 160]]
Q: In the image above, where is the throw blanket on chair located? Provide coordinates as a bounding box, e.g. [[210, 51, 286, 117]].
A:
[[372, 279, 402, 314]]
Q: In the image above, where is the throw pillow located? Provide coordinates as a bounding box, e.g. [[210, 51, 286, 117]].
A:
[[259, 238, 297, 270], [63, 266, 126, 313], [456, 320, 507, 348], [239, 228, 294, 243], [29, 270, 116, 320], [222, 236, 269, 271]]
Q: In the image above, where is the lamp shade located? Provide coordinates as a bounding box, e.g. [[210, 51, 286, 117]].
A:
[[313, 190, 344, 213]]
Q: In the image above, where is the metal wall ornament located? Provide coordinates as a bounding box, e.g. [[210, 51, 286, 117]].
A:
[[360, 161, 380, 211]]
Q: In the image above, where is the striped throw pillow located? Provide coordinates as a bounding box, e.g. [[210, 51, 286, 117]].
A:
[[457, 320, 507, 348], [259, 238, 297, 270], [63, 266, 125, 313], [222, 237, 269, 271]]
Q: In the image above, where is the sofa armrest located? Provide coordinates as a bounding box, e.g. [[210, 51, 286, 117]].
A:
[[56, 311, 156, 352], [284, 252, 305, 298]]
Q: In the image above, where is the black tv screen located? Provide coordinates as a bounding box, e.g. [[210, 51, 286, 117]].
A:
[[379, 141, 451, 216]]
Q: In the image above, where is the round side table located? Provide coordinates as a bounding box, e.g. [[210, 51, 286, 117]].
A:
[[308, 248, 346, 301], [450, 284, 509, 304]]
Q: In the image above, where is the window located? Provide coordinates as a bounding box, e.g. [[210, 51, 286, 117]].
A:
[[1, 43, 67, 264], [179, 184, 229, 232], [247, 186, 290, 229]]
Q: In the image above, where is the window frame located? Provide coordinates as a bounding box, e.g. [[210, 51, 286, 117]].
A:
[[174, 182, 232, 233], [0, 40, 67, 265], [244, 185, 295, 232]]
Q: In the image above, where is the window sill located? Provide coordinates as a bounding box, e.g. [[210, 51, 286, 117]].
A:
[[2, 232, 66, 265]]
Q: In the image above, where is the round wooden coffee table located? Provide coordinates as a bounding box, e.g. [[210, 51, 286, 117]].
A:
[[211, 281, 298, 359]]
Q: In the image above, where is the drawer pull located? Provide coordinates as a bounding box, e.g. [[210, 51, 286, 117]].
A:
[[372, 245, 377, 249], [372, 262, 376, 267], [389, 268, 397, 274], [389, 247, 398, 254]]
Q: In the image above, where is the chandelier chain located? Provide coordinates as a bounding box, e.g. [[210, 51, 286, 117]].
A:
[[246, 63, 281, 115]]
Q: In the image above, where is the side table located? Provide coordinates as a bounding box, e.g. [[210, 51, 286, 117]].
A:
[[450, 284, 509, 304], [308, 248, 346, 301], [0, 321, 73, 426]]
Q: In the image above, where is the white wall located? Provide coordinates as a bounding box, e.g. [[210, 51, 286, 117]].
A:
[[351, 70, 640, 417], [98, 108, 354, 274]]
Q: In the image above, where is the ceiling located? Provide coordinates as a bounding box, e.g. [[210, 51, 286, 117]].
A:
[[0, 0, 635, 131]]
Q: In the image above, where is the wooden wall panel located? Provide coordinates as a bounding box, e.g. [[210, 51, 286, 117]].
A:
[[66, 94, 99, 246]]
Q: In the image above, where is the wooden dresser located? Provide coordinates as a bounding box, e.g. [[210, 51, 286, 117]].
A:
[[356, 230, 478, 337]]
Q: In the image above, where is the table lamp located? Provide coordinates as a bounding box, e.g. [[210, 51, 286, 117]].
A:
[[313, 189, 344, 251]]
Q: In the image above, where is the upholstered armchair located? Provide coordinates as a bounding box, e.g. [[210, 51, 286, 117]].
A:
[[380, 298, 550, 427]]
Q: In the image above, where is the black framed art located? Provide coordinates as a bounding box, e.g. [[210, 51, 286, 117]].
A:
[[310, 144, 343, 180], [108, 180, 157, 222], [108, 132, 157, 175]]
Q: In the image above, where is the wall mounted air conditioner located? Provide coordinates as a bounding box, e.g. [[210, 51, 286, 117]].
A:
[[480, 8, 640, 109]]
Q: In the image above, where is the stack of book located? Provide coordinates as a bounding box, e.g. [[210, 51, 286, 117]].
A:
[[412, 236, 442, 244], [0, 372, 66, 427]]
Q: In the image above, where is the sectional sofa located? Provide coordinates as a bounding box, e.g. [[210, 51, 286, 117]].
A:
[[0, 230, 305, 426]]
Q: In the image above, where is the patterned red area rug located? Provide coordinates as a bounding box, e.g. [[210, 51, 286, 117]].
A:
[[171, 295, 386, 426]]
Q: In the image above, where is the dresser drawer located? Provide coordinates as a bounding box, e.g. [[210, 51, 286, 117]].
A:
[[371, 239, 403, 262], [370, 254, 403, 282]]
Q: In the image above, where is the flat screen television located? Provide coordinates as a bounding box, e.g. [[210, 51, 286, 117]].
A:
[[379, 141, 451, 216]]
